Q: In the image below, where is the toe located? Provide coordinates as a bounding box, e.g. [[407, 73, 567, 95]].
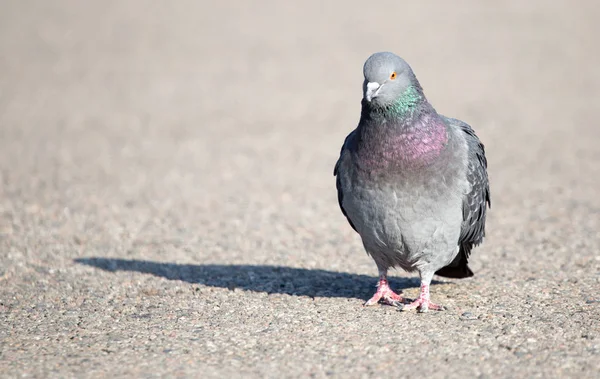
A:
[[427, 303, 445, 311], [382, 297, 404, 307], [398, 298, 446, 312], [364, 295, 382, 307], [399, 300, 420, 312]]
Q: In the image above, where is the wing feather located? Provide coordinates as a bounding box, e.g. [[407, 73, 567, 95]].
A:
[[334, 131, 358, 232], [436, 118, 490, 278]]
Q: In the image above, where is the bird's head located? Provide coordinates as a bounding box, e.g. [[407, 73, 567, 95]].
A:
[[362, 52, 417, 107]]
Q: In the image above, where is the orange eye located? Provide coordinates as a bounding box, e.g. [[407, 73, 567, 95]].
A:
[[390, 72, 397, 80]]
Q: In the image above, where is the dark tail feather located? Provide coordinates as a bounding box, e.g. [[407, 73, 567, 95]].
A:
[[435, 245, 474, 279]]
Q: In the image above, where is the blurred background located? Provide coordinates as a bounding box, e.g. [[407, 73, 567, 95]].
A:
[[1, 1, 599, 377]]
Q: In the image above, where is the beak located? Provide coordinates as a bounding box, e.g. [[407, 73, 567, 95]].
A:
[[365, 82, 381, 102]]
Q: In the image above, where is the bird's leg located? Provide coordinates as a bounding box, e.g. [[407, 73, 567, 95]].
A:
[[400, 272, 444, 312], [364, 269, 404, 306]]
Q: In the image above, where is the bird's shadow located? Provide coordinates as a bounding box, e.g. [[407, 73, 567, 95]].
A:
[[74, 258, 445, 301]]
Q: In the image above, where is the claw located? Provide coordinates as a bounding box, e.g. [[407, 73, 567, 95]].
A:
[[399, 298, 445, 312], [398, 283, 444, 312], [364, 278, 404, 307]]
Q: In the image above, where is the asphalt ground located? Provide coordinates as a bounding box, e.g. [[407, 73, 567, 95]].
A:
[[1, 1, 599, 378]]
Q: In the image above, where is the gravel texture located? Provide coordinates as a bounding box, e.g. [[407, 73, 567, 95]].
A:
[[1, 1, 599, 378]]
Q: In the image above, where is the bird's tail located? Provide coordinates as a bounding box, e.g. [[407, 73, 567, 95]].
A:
[[435, 245, 474, 279]]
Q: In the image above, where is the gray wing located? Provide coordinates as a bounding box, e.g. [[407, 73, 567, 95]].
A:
[[458, 120, 491, 247], [333, 130, 358, 232], [436, 117, 491, 278]]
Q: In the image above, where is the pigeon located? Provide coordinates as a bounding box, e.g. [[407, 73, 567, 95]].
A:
[[334, 52, 490, 312]]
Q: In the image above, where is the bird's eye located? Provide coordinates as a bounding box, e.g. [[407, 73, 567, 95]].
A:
[[390, 72, 397, 80]]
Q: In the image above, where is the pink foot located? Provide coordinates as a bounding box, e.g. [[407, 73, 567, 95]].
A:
[[399, 284, 445, 312], [400, 297, 445, 312], [364, 279, 404, 306]]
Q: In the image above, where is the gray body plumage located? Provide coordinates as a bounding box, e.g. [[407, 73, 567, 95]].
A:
[[335, 115, 487, 276], [334, 52, 490, 308]]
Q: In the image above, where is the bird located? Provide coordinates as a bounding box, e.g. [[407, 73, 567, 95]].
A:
[[334, 52, 490, 312]]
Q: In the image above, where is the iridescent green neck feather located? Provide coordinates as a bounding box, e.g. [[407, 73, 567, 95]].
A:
[[387, 85, 423, 118]]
